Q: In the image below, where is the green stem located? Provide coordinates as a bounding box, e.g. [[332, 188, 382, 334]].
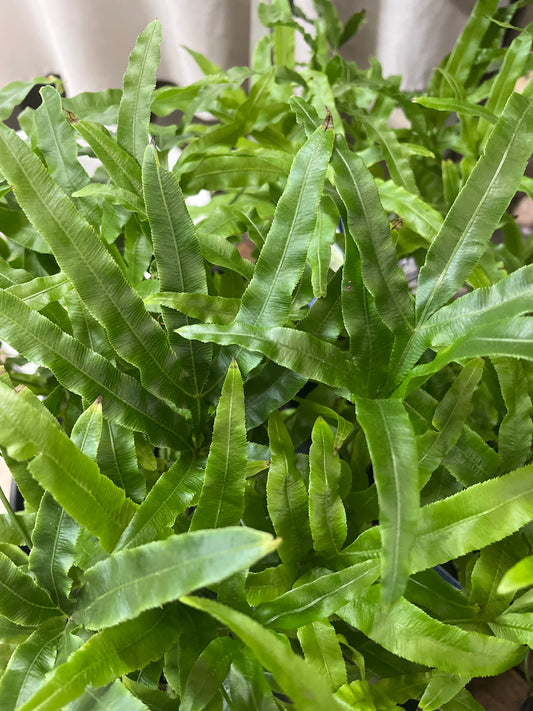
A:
[[0, 476, 32, 548]]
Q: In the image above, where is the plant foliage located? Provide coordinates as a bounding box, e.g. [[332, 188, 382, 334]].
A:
[[0, 1, 532, 708]]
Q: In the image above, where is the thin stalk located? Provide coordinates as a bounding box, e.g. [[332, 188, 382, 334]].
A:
[[0, 481, 32, 548]]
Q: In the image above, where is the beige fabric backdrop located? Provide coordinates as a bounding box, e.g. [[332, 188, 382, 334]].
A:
[[0, 0, 510, 95]]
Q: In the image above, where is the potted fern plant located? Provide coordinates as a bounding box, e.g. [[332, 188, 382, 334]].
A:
[[0, 1, 532, 709]]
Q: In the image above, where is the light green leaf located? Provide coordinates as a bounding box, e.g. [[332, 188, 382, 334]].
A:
[[377, 180, 443, 244], [74, 527, 278, 629], [356, 397, 419, 603], [115, 453, 204, 550], [67, 680, 150, 711], [470, 535, 527, 618], [0, 382, 137, 552], [0, 122, 186, 410], [72, 184, 146, 217], [308, 195, 339, 298], [254, 560, 379, 630], [497, 555, 533, 595], [191, 361, 247, 530], [18, 605, 184, 711], [117, 20, 161, 163], [34, 86, 92, 199], [6, 273, 72, 311], [181, 596, 348, 711], [412, 96, 496, 123], [237, 119, 334, 328], [419, 672, 470, 711], [145, 292, 240, 325], [0, 617, 66, 711], [362, 116, 418, 194], [62, 89, 122, 123], [0, 552, 62, 627], [266, 412, 312, 563], [28, 493, 80, 609], [0, 77, 56, 121], [416, 92, 533, 322], [73, 120, 142, 194], [409, 463, 533, 573], [0, 289, 189, 450], [298, 621, 347, 692], [433, 0, 498, 95], [309, 417, 347, 554], [98, 420, 145, 503], [339, 584, 524, 676]]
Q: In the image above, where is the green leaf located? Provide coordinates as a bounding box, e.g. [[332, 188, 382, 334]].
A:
[[470, 535, 527, 617], [180, 154, 284, 193], [115, 453, 204, 550], [493, 357, 533, 473], [339, 584, 524, 677], [142, 145, 210, 396], [417, 359, 483, 483], [73, 527, 278, 630], [191, 361, 247, 530], [34, 86, 91, 198], [18, 605, 184, 711], [180, 637, 238, 711], [117, 20, 161, 164], [145, 292, 240, 325], [178, 322, 359, 395], [0, 122, 186, 411], [6, 273, 72, 311], [28, 493, 80, 609], [341, 231, 392, 397], [266, 411, 312, 563], [415, 92, 533, 322], [228, 646, 279, 711], [68, 681, 150, 711], [181, 596, 348, 711], [362, 116, 418, 194], [497, 555, 533, 595], [356, 398, 419, 603], [409, 463, 533, 573], [253, 560, 379, 630], [433, 0, 498, 95], [411, 97, 497, 123], [237, 119, 334, 328], [62, 89, 122, 123], [419, 672, 470, 711], [98, 420, 145, 503], [308, 195, 339, 298], [0, 552, 62, 627], [0, 289, 188, 450], [73, 120, 142, 194], [332, 134, 414, 339], [0, 617, 66, 711], [298, 620, 346, 692], [0, 77, 56, 121], [72, 184, 146, 218], [0, 383, 137, 552], [309, 417, 347, 554], [377, 180, 443, 244]]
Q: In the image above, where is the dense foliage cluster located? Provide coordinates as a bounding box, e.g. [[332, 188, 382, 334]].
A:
[[0, 0, 532, 708]]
